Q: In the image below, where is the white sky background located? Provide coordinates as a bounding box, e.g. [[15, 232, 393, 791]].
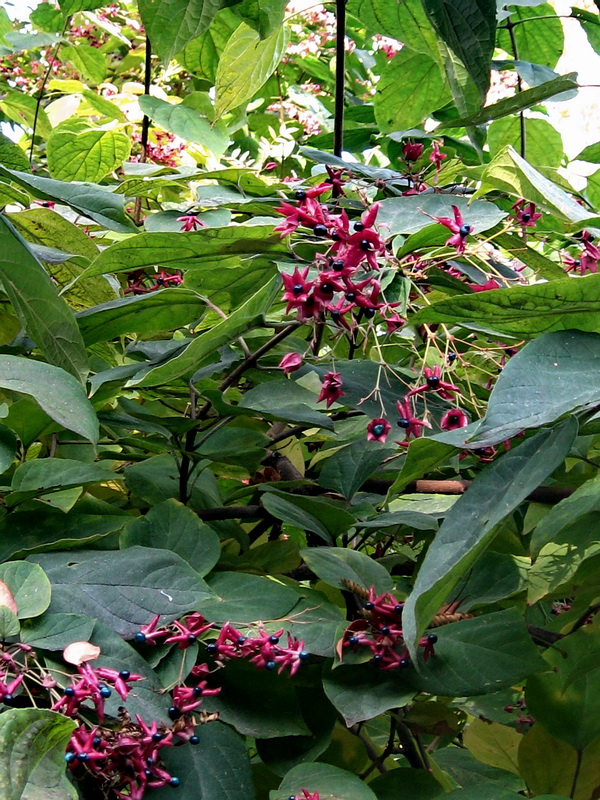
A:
[[3, 0, 600, 164]]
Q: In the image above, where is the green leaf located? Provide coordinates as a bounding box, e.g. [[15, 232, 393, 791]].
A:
[[8, 458, 121, 507], [444, 788, 523, 800], [463, 719, 521, 776], [203, 659, 309, 738], [377, 195, 506, 236], [497, 4, 564, 69], [0, 166, 136, 233], [0, 606, 20, 639], [199, 571, 300, 623], [47, 128, 131, 183], [440, 73, 578, 128], [262, 491, 356, 542], [58, 0, 107, 13], [0, 424, 17, 475], [4, 32, 64, 51], [404, 609, 544, 695], [180, 9, 241, 83], [0, 215, 89, 381], [232, 0, 287, 36], [0, 561, 51, 619], [284, 591, 345, 657], [138, 96, 229, 156], [347, 0, 439, 56], [322, 663, 415, 726], [575, 141, 600, 164], [388, 438, 457, 495], [435, 746, 525, 793], [139, 0, 240, 62], [318, 440, 392, 500], [374, 48, 451, 133], [87, 225, 286, 275], [77, 289, 205, 345], [449, 551, 528, 611], [0, 90, 52, 139], [369, 769, 444, 800], [0, 356, 97, 441], [472, 331, 600, 446], [271, 762, 378, 800], [410, 275, 600, 336], [0, 131, 30, 172], [61, 44, 106, 84], [214, 23, 289, 119], [476, 146, 590, 223], [525, 625, 600, 750], [487, 117, 564, 168], [402, 419, 577, 655], [20, 613, 95, 650], [422, 0, 497, 99], [301, 547, 392, 594], [121, 499, 221, 576], [128, 274, 281, 387], [0, 709, 76, 800], [151, 722, 254, 800], [28, 547, 212, 638], [239, 381, 335, 430]]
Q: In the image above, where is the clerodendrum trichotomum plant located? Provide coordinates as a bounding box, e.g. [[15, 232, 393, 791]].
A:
[[0, 0, 600, 797]]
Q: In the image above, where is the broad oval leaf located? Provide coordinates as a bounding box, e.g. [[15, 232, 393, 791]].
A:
[[402, 418, 577, 655], [47, 128, 131, 183], [271, 762, 378, 800], [199, 571, 300, 623], [300, 547, 392, 594], [27, 547, 213, 638], [139, 0, 234, 62], [139, 95, 229, 156], [377, 194, 506, 236], [215, 23, 289, 119], [0, 561, 51, 619]]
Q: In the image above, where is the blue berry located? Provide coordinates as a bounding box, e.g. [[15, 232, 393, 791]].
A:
[[134, 632, 146, 643], [64, 687, 75, 697], [397, 417, 410, 428], [152, 733, 164, 742], [190, 735, 200, 745], [459, 224, 472, 237], [99, 685, 111, 698], [426, 375, 440, 388], [237, 637, 246, 645], [313, 224, 328, 237], [77, 753, 88, 762], [359, 239, 370, 251], [265, 661, 276, 671], [349, 635, 359, 645], [65, 753, 76, 763], [206, 643, 218, 655], [170, 777, 181, 788], [187, 634, 197, 643], [294, 189, 306, 201], [399, 658, 411, 669], [269, 635, 280, 644], [372, 654, 383, 664], [299, 651, 309, 660], [168, 707, 182, 720], [364, 601, 374, 610], [119, 670, 130, 680], [354, 221, 365, 232], [427, 633, 438, 644], [371, 423, 385, 437]]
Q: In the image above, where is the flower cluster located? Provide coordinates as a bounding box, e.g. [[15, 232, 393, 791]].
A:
[[564, 231, 599, 275], [52, 662, 143, 722], [125, 269, 183, 294], [512, 199, 542, 228], [434, 205, 473, 255], [503, 698, 535, 733], [134, 614, 309, 677], [342, 587, 438, 670]]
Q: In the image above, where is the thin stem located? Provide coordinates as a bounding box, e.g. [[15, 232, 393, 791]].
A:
[[133, 36, 153, 226], [506, 19, 525, 159], [333, 0, 346, 157], [569, 749, 583, 799], [29, 20, 69, 165]]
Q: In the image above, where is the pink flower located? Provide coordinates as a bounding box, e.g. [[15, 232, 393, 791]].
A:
[[367, 418, 391, 443], [407, 366, 460, 401], [429, 141, 447, 170], [512, 199, 542, 228], [317, 372, 344, 408], [440, 408, 469, 431], [468, 278, 501, 292], [177, 214, 205, 232], [402, 141, 424, 162], [435, 205, 472, 254], [279, 352, 303, 374], [395, 398, 430, 446], [263, 161, 278, 170]]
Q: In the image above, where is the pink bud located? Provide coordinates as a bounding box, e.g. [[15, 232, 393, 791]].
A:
[[402, 141, 424, 162], [278, 352, 303, 375]]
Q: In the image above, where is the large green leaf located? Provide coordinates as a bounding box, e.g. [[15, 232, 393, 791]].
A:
[[20, 613, 96, 650], [323, 663, 415, 727], [476, 146, 590, 223], [409, 275, 600, 336], [300, 546, 393, 593], [180, 8, 241, 82], [151, 722, 254, 800], [47, 127, 131, 183], [0, 131, 30, 172], [0, 215, 89, 381], [199, 571, 300, 622], [76, 289, 205, 345], [87, 225, 286, 275], [497, 4, 564, 69], [0, 561, 51, 619], [121, 499, 221, 576], [441, 73, 578, 129], [422, 0, 497, 99], [261, 490, 356, 542], [377, 195, 506, 236], [402, 419, 577, 655], [487, 117, 564, 168], [404, 609, 544, 696], [127, 274, 280, 387], [271, 762, 378, 800], [139, 0, 240, 62], [232, 0, 287, 36], [472, 331, 600, 446], [374, 48, 450, 133], [139, 95, 229, 156], [239, 380, 336, 430], [7, 458, 121, 506], [0, 90, 52, 139], [215, 23, 289, 119], [347, 0, 439, 56], [318, 440, 392, 500], [27, 547, 212, 637], [0, 709, 76, 800], [0, 165, 136, 233], [0, 356, 98, 442], [58, 0, 106, 13], [61, 43, 106, 84]]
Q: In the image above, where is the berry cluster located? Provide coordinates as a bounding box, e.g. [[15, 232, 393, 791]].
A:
[[124, 269, 183, 294], [342, 587, 437, 670]]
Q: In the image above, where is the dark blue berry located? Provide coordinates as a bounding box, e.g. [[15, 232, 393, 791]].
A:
[[265, 661, 276, 670], [206, 643, 218, 655], [3, 694, 14, 705], [521, 213, 531, 223], [99, 685, 111, 698], [349, 635, 359, 645], [371, 423, 385, 437], [394, 604, 403, 613], [269, 634, 280, 644], [145, 769, 153, 778], [134, 632, 146, 643], [574, 259, 581, 266], [313, 224, 328, 237], [399, 658, 411, 669], [363, 307, 375, 318], [447, 352, 457, 363], [64, 687, 75, 697], [381, 626, 390, 635], [426, 375, 440, 388], [294, 189, 306, 201], [299, 651, 309, 660], [152, 733, 164, 742], [345, 291, 356, 301], [147, 757, 154, 765], [193, 686, 204, 697], [65, 753, 76, 763], [320, 283, 334, 295], [364, 601, 374, 610], [397, 417, 410, 428], [190, 735, 200, 745], [372, 654, 383, 664], [292, 284, 303, 296], [168, 707, 182, 720], [331, 259, 345, 270], [330, 310, 341, 320], [331, 230, 341, 241], [93, 737, 101, 747], [170, 777, 181, 788], [237, 637, 246, 645], [427, 633, 438, 644], [187, 634, 197, 643], [119, 670, 130, 680], [459, 224, 472, 237], [77, 753, 88, 762], [359, 238, 370, 251], [156, 277, 165, 286]]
